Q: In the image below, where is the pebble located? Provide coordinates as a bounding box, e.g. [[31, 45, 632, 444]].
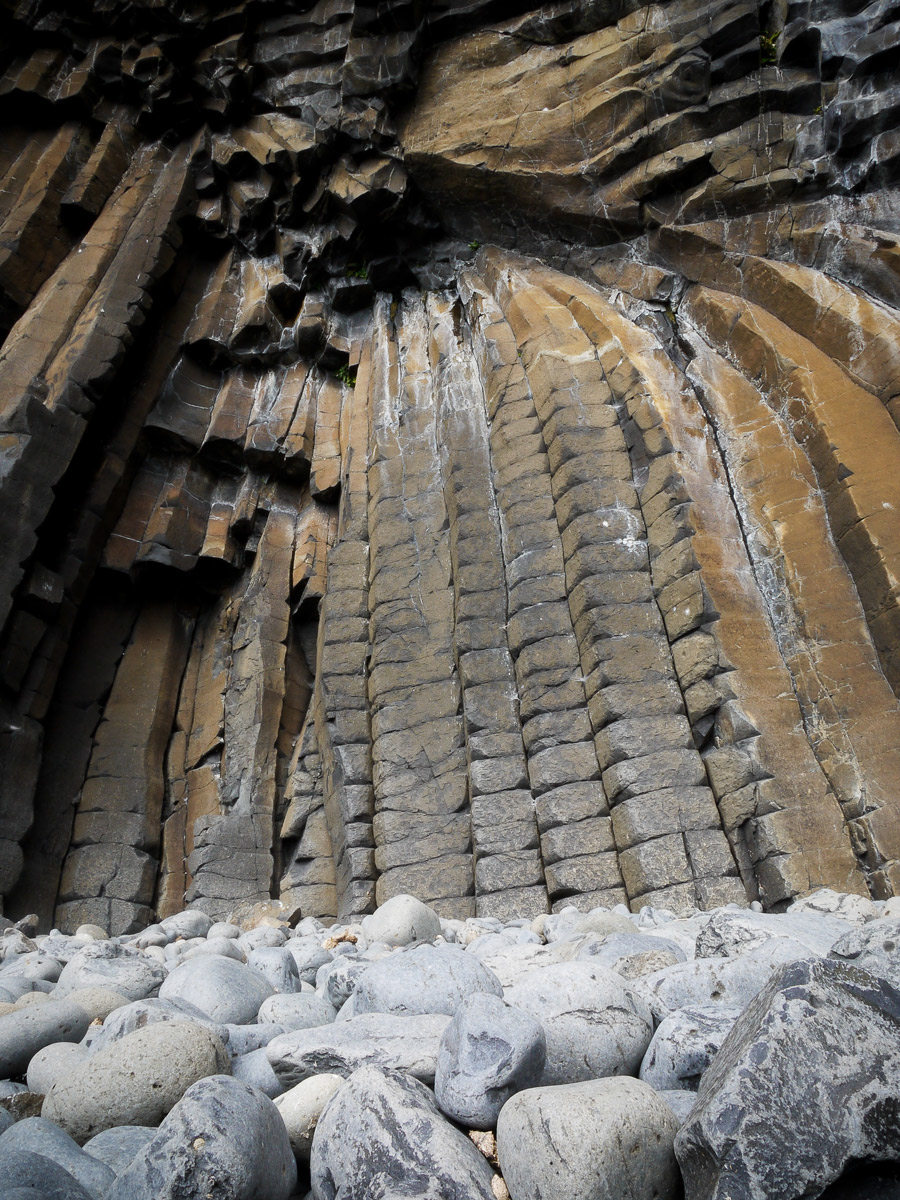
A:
[[360, 893, 441, 946], [42, 1021, 230, 1143], [310, 1065, 496, 1200], [497, 1076, 680, 1200], [25, 1041, 88, 1095], [0, 887, 897, 1199], [0, 1116, 115, 1197], [81, 1125, 156, 1175], [273, 1072, 344, 1159], [0, 1147, 93, 1199], [113, 1075, 297, 1199], [0, 1000, 93, 1078]]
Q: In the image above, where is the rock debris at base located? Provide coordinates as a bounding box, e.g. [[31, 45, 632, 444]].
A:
[[1, 890, 900, 1199]]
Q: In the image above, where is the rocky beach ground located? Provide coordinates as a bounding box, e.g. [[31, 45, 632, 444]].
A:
[[1, 889, 900, 1199]]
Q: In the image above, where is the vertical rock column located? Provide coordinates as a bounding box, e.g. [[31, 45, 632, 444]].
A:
[[311, 354, 378, 920], [427, 292, 549, 921], [367, 294, 474, 916], [461, 266, 627, 912], [552, 270, 866, 906], [481, 251, 745, 913], [56, 600, 192, 934]]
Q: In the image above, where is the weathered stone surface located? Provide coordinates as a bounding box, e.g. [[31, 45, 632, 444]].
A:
[[434, 993, 546, 1129], [112, 1075, 297, 1200], [0, 0, 899, 935], [352, 943, 503, 1017], [503, 962, 653, 1085], [676, 958, 900, 1200], [42, 1021, 231, 1144], [497, 1077, 680, 1200], [309, 1065, 496, 1200]]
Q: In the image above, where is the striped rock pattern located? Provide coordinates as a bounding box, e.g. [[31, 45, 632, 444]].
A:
[[0, 0, 899, 930]]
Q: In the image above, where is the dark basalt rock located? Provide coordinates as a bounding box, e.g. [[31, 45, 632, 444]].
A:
[[0, 0, 899, 937], [676, 957, 900, 1200]]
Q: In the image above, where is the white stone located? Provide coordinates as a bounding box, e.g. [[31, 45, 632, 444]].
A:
[[273, 1072, 344, 1159]]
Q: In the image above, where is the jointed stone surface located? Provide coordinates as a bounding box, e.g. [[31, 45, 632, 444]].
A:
[[0, 0, 899, 934]]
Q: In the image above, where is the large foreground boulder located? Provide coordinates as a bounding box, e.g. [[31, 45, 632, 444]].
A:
[[676, 957, 900, 1200], [497, 1076, 680, 1200], [309, 1065, 496, 1200], [112, 1075, 296, 1199]]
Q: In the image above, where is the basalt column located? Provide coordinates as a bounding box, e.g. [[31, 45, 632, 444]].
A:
[[1, 0, 899, 931]]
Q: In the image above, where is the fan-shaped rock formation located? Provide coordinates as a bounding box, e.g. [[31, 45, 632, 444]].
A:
[[0, 0, 898, 933]]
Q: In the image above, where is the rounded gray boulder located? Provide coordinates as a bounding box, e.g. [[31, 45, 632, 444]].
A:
[[434, 993, 545, 1128], [113, 1075, 297, 1199], [158, 954, 275, 1023], [0, 1117, 115, 1197], [504, 962, 653, 1085], [353, 943, 503, 1018], [310, 1065, 496, 1200], [497, 1077, 680, 1200], [42, 1020, 231, 1144]]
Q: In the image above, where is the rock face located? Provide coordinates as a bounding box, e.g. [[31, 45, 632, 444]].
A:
[[0, 0, 899, 931], [675, 958, 900, 1200]]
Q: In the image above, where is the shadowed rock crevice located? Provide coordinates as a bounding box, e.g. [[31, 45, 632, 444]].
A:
[[1, 0, 899, 932]]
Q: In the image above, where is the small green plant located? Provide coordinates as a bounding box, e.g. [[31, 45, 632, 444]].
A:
[[760, 30, 779, 67], [336, 364, 357, 387], [346, 262, 369, 280], [468, 240, 480, 251]]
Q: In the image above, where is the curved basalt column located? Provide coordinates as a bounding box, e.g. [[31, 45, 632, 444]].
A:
[[0, 0, 899, 931]]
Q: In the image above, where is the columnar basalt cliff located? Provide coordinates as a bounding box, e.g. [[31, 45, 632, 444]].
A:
[[1, 0, 899, 934]]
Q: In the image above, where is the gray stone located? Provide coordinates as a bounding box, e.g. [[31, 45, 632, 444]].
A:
[[222, 1023, 289, 1056], [659, 1089, 698, 1124], [42, 1021, 231, 1144], [504, 962, 653, 1085], [0, 1001, 93, 1078], [676, 958, 900, 1200], [25, 1042, 89, 1095], [360, 895, 442, 947], [0, 953, 61, 984], [829, 917, 900, 983], [310, 1065, 496, 1200], [112, 1075, 297, 1199], [159, 910, 213, 939], [83, 998, 225, 1056], [232, 1048, 284, 1098], [353, 944, 503, 1018], [633, 944, 797, 1022], [0, 1148, 92, 1199], [315, 955, 370, 1009], [267, 1012, 450, 1087], [575, 932, 686, 978], [639, 1005, 743, 1093], [0, 1118, 115, 1198], [159, 955, 275, 1024], [694, 908, 852, 959], [257, 992, 336, 1030], [434, 993, 545, 1128], [207, 923, 241, 940], [284, 938, 332, 984], [53, 945, 165, 1003], [61, 989, 128, 1023], [246, 947, 301, 994], [497, 1077, 680, 1200], [272, 1073, 344, 1161], [81, 1127, 156, 1176], [177, 937, 245, 964]]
